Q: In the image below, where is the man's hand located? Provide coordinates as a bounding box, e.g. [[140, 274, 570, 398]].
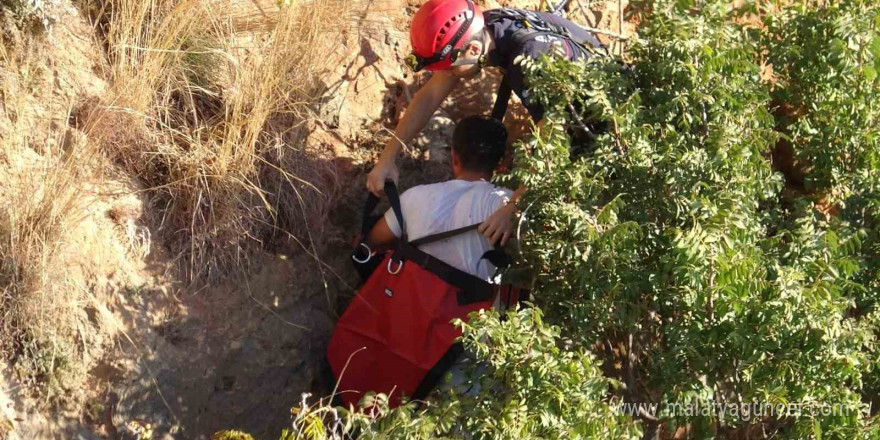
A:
[[366, 158, 400, 197], [479, 203, 517, 246]]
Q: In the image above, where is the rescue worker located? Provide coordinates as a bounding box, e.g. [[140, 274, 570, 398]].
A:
[[366, 0, 605, 245]]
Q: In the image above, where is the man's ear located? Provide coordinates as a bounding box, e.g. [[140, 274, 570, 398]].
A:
[[466, 40, 483, 57], [451, 149, 460, 167]]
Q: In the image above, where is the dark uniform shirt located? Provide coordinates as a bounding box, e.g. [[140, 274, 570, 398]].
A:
[[485, 9, 604, 121]]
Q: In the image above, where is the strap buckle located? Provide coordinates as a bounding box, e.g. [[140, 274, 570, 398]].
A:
[[352, 242, 373, 264], [405, 53, 425, 72]]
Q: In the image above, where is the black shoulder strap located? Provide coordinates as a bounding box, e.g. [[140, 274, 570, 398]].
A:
[[368, 182, 513, 281], [488, 7, 586, 122], [408, 221, 512, 274], [360, 181, 406, 242], [384, 181, 406, 241], [492, 76, 512, 121], [491, 28, 561, 123], [409, 223, 483, 247]]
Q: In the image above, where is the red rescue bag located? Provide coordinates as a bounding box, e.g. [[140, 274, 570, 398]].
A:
[[328, 182, 508, 408]]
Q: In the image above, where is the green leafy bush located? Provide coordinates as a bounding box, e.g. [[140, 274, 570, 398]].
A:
[[505, 1, 880, 438], [762, 0, 880, 415], [764, 0, 880, 200], [281, 307, 640, 440], [763, 0, 880, 315]]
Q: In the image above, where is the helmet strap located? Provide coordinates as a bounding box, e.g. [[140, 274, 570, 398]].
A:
[[450, 53, 486, 68]]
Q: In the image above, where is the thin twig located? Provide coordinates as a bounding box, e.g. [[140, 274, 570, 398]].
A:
[[639, 406, 659, 422], [574, 0, 597, 28], [611, 117, 628, 155], [249, 0, 270, 20], [625, 334, 635, 401], [567, 102, 596, 141], [330, 346, 368, 404], [375, 126, 411, 155], [618, 0, 625, 50], [708, 257, 715, 323], [516, 198, 539, 244], [583, 25, 631, 41], [243, 276, 311, 331]]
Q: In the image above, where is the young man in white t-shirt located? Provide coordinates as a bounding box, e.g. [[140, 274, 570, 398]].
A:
[[365, 116, 513, 282]]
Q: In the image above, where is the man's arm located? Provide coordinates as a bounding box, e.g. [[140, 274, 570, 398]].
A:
[[366, 216, 398, 253], [366, 71, 461, 196], [478, 120, 547, 246]]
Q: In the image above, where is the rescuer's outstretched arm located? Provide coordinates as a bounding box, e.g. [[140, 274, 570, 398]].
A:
[[366, 71, 460, 196]]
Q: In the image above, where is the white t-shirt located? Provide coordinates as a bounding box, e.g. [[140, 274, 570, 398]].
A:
[[384, 179, 513, 281]]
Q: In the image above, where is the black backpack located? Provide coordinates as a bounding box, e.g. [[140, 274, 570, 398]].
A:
[[484, 7, 609, 121]]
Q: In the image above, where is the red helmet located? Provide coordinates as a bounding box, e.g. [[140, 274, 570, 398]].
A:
[[406, 0, 485, 72]]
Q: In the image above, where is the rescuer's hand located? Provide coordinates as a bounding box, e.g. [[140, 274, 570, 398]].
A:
[[479, 202, 517, 246], [366, 157, 399, 197]]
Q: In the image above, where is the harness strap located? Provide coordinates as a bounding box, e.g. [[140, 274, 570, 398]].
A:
[[360, 181, 406, 241], [360, 193, 381, 238], [492, 76, 513, 121], [385, 182, 406, 241], [394, 243, 494, 306], [363, 182, 512, 299], [412, 343, 464, 402], [409, 223, 481, 247], [407, 218, 512, 271]]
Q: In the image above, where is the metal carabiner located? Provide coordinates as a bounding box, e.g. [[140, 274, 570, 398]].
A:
[[351, 243, 373, 264], [387, 258, 404, 275]]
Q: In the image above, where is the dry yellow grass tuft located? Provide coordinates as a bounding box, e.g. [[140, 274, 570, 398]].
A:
[[84, 0, 349, 278], [0, 27, 103, 399], [0, 131, 98, 399], [0, 0, 352, 401]]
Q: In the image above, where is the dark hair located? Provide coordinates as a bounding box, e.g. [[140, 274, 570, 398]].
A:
[[452, 116, 507, 174]]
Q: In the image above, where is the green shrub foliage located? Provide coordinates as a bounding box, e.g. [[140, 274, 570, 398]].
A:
[[764, 0, 880, 315], [507, 0, 880, 438], [765, 0, 880, 199], [284, 308, 640, 440]]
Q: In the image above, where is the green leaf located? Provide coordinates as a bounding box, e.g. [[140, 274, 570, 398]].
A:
[[862, 65, 877, 82]]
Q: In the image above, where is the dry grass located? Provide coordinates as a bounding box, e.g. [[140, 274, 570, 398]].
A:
[[84, 0, 349, 279], [0, 145, 92, 399], [0, 0, 351, 400], [0, 29, 100, 399]]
